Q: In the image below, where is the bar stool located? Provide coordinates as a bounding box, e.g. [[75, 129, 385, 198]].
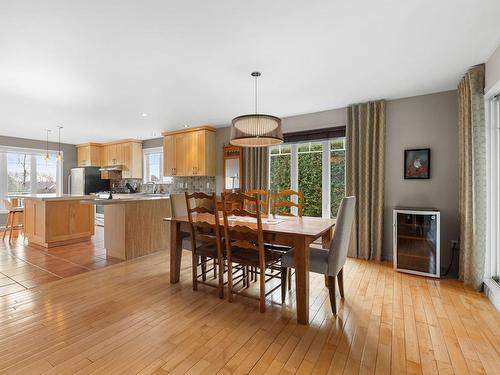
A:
[[2, 199, 24, 241]]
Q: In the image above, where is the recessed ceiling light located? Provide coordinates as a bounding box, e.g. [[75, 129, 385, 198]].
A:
[[141, 112, 148, 117]]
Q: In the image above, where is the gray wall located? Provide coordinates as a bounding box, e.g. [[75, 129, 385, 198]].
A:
[[214, 90, 459, 274], [0, 135, 77, 193], [142, 137, 163, 149], [486, 44, 500, 94], [0, 135, 77, 224], [384, 90, 459, 274]]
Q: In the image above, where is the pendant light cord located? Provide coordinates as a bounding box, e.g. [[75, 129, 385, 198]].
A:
[[255, 74, 258, 114]]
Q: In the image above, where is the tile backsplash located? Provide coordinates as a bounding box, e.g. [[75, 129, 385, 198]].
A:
[[111, 176, 215, 194]]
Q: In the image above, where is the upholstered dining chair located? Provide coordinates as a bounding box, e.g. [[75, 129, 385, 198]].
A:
[[2, 199, 24, 242], [281, 196, 356, 314]]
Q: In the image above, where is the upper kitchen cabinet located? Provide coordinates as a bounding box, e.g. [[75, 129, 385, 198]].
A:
[[102, 140, 142, 179], [78, 139, 143, 179], [76, 143, 102, 167], [162, 126, 216, 177]]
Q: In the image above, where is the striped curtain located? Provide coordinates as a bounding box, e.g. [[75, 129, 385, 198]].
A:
[[346, 100, 385, 260], [458, 64, 487, 290], [243, 147, 269, 191]]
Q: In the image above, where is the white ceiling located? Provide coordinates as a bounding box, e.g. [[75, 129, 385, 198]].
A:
[[0, 0, 499, 144]]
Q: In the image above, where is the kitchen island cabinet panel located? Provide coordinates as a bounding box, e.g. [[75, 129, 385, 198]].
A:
[[15, 195, 95, 248]]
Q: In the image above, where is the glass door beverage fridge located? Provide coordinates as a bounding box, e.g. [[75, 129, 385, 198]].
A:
[[393, 208, 440, 278]]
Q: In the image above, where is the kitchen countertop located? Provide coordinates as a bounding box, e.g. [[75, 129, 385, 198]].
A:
[[81, 194, 170, 205], [9, 194, 95, 201]]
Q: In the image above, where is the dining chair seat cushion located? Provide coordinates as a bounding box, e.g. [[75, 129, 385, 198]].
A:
[[281, 247, 330, 275]]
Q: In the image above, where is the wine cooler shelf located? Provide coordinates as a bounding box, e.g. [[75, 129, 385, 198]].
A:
[[393, 208, 440, 278]]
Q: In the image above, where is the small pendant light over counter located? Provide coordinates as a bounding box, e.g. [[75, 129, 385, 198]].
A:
[[44, 129, 51, 161], [230, 72, 283, 147], [56, 125, 63, 161]]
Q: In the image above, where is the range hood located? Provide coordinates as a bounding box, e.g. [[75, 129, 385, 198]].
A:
[[99, 165, 123, 172]]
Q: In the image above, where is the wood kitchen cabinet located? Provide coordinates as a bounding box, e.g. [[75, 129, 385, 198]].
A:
[[76, 143, 102, 167], [162, 126, 215, 177], [77, 139, 143, 178]]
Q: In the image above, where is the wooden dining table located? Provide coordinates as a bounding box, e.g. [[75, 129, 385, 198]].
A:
[[164, 213, 336, 325]]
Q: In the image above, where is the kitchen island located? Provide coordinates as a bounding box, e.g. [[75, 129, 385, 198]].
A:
[[10, 194, 95, 248], [83, 195, 171, 260]]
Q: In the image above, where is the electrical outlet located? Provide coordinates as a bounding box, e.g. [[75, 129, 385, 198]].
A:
[[451, 240, 458, 248]]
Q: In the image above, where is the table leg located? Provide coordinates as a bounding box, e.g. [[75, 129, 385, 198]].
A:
[[322, 228, 332, 248], [294, 235, 311, 324], [170, 221, 183, 283]]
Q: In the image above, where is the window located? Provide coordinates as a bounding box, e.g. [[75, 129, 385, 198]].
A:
[[0, 146, 63, 212], [298, 142, 323, 217], [143, 148, 173, 184], [486, 94, 500, 280], [269, 138, 346, 218]]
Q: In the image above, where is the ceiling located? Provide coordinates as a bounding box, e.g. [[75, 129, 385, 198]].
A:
[[1, 0, 499, 144]]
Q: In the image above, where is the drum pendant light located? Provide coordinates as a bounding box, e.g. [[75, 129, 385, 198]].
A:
[[230, 72, 283, 147]]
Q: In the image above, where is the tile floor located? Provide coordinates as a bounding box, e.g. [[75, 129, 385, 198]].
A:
[[0, 226, 122, 296]]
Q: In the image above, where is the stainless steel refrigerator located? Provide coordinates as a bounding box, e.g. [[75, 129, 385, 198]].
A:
[[69, 167, 110, 195]]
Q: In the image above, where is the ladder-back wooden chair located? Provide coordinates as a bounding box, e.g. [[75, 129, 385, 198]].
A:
[[222, 192, 287, 311], [272, 189, 303, 217], [2, 199, 24, 242], [185, 192, 225, 298], [244, 189, 270, 215]]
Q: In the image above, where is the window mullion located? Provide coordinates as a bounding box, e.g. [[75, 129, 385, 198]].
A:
[[290, 144, 299, 215], [322, 140, 331, 218], [30, 155, 37, 194]]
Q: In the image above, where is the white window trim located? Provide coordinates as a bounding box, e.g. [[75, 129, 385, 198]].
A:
[[143, 147, 163, 184], [485, 89, 500, 280], [0, 144, 63, 212], [142, 147, 173, 184], [268, 139, 345, 218]]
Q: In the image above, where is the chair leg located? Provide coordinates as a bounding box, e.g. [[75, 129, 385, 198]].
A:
[[201, 256, 207, 281], [259, 266, 266, 313], [280, 267, 287, 304], [213, 259, 217, 279], [2, 212, 11, 240], [287, 268, 292, 291], [245, 266, 250, 288], [8, 212, 15, 243], [192, 252, 198, 291], [242, 266, 247, 288], [217, 256, 224, 299], [227, 257, 233, 302], [328, 276, 337, 315], [338, 268, 344, 298]]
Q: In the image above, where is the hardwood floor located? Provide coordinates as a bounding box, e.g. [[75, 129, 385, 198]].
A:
[[0, 227, 122, 296], [0, 231, 499, 374]]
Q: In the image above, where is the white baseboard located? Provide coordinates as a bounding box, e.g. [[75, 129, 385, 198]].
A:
[[484, 278, 500, 311]]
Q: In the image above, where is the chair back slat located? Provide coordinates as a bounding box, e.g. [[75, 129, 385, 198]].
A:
[[244, 189, 269, 215], [190, 206, 213, 215], [185, 192, 222, 254], [3, 199, 13, 211], [272, 190, 303, 217], [327, 196, 356, 276], [221, 192, 264, 256]]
